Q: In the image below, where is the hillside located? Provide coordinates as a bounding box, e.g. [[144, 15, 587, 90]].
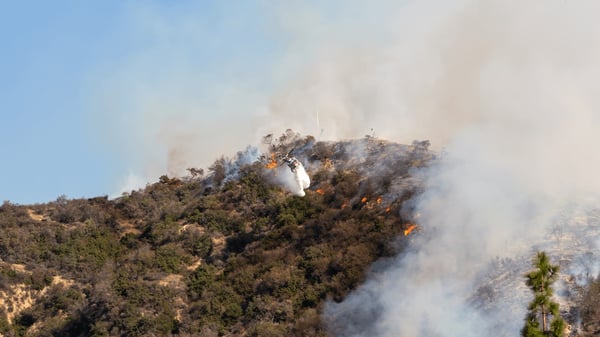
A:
[[0, 133, 429, 337], [1, 132, 599, 337]]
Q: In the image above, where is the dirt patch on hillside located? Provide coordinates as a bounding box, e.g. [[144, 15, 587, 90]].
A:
[[157, 274, 184, 289], [187, 259, 202, 271], [26, 209, 45, 222], [117, 220, 141, 236]]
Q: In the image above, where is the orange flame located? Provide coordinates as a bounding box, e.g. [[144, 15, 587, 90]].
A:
[[265, 153, 278, 169], [376, 197, 382, 204], [341, 201, 349, 209], [361, 197, 368, 203], [404, 224, 418, 236], [385, 207, 391, 213], [316, 189, 325, 195]]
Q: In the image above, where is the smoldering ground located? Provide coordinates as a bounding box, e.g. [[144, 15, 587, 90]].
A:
[[90, 0, 600, 335]]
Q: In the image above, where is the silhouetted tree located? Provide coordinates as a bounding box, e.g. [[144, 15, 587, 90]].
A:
[[187, 167, 204, 179], [209, 157, 227, 187]]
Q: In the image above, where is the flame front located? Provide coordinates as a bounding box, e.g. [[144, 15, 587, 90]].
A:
[[316, 189, 325, 195], [265, 153, 278, 169], [376, 197, 382, 204], [361, 197, 368, 203], [404, 224, 417, 236]]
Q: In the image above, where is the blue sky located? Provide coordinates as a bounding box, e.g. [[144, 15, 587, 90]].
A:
[[1, 2, 128, 204], [0, 1, 284, 204], [0, 0, 409, 204]]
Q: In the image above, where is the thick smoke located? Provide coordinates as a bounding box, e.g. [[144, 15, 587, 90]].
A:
[[318, 1, 600, 336], [91, 1, 600, 334]]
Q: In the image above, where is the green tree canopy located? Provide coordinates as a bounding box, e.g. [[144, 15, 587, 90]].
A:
[[521, 251, 565, 337]]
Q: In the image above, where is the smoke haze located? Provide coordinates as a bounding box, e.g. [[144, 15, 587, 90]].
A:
[[90, 0, 600, 335], [315, 1, 600, 336]]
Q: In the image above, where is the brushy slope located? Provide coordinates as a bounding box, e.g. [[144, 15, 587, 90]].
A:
[[0, 134, 428, 337], [1, 133, 598, 337]]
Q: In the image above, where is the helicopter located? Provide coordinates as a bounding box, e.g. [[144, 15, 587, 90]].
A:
[[281, 152, 301, 173], [262, 148, 301, 173]]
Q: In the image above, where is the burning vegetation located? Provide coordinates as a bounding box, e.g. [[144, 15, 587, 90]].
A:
[[403, 224, 418, 236], [265, 153, 278, 169]]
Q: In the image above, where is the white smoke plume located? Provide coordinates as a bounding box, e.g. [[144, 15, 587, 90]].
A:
[[89, 1, 600, 335], [268, 161, 311, 197], [294, 163, 311, 197]]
